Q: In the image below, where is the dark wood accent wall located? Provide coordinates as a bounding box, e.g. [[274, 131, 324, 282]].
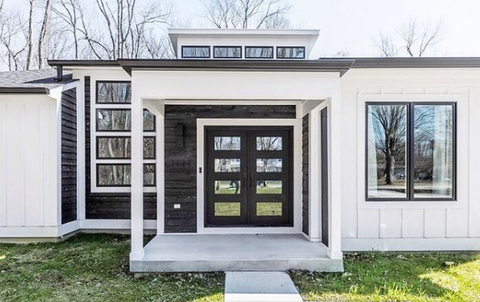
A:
[[165, 105, 296, 233], [61, 88, 77, 224], [302, 114, 309, 235], [84, 76, 156, 220]]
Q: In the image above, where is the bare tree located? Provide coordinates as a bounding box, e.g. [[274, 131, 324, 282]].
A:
[[53, 0, 81, 59], [202, 0, 291, 29], [26, 0, 35, 69], [375, 17, 445, 57], [77, 0, 172, 59], [38, 0, 53, 68], [0, 11, 28, 70]]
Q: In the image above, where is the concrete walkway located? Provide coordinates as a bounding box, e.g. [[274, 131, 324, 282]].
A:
[[224, 271, 303, 302]]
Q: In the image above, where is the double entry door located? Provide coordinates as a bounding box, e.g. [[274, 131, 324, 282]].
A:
[[205, 127, 293, 227]]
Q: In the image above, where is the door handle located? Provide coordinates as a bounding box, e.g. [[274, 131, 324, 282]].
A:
[[242, 173, 247, 189], [249, 173, 254, 189]]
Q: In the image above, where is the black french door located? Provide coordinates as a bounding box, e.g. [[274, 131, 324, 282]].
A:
[[205, 127, 293, 227]]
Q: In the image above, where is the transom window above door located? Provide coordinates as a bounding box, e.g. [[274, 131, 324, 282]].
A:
[[366, 102, 456, 201]]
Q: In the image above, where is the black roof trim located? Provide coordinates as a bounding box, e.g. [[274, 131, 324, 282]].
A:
[[117, 59, 355, 75], [48, 60, 120, 67], [350, 57, 480, 69], [0, 87, 49, 94]]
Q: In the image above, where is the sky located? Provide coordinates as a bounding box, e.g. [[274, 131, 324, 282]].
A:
[[5, 0, 480, 58], [171, 0, 480, 58]]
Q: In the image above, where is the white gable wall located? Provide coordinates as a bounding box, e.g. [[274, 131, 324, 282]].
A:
[[340, 68, 480, 251], [0, 94, 59, 236]]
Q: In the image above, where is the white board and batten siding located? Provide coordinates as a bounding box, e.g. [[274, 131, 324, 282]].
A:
[[0, 94, 60, 237], [340, 68, 480, 251]]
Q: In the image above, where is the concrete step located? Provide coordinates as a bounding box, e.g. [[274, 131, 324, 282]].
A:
[[225, 271, 303, 302]]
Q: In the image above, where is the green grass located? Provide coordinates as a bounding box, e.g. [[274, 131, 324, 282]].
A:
[[1, 235, 479, 302], [290, 252, 480, 302], [0, 234, 224, 302]]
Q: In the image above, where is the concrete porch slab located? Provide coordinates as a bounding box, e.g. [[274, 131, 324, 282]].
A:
[[130, 234, 343, 272], [225, 271, 303, 302]]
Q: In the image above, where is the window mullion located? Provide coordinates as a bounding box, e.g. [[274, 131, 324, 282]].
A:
[[408, 103, 414, 201]]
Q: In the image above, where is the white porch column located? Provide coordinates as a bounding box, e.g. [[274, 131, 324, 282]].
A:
[[328, 92, 343, 260], [130, 94, 144, 261], [308, 107, 321, 241], [144, 99, 165, 234]]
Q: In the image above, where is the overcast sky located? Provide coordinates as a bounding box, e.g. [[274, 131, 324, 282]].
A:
[[173, 0, 480, 57], [6, 0, 480, 58]]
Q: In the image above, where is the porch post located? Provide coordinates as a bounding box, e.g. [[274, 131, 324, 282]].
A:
[[308, 107, 321, 240], [328, 92, 343, 260], [130, 94, 144, 261]]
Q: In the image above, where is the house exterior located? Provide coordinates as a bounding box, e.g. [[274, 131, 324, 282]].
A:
[[1, 29, 480, 272]]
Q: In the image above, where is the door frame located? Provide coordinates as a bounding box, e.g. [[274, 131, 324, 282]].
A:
[[197, 118, 302, 234]]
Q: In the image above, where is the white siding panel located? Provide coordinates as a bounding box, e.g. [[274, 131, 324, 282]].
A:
[[446, 209, 469, 238], [402, 209, 424, 238], [5, 103, 25, 226], [0, 95, 59, 232], [43, 101, 58, 226], [469, 209, 480, 237], [424, 209, 447, 238], [24, 103, 43, 226], [358, 209, 380, 238], [380, 209, 402, 238], [0, 103, 5, 227]]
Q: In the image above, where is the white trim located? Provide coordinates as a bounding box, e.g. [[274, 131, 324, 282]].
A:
[[80, 219, 157, 230], [165, 100, 302, 106], [196, 118, 303, 234], [343, 238, 480, 251], [76, 78, 86, 220], [89, 78, 157, 194]]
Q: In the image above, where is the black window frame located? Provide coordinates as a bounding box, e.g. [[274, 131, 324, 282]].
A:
[[245, 46, 274, 59], [213, 46, 243, 59], [96, 81, 132, 104], [96, 136, 156, 160], [95, 108, 156, 132], [181, 46, 211, 58], [365, 101, 457, 202], [276, 46, 306, 59], [96, 163, 156, 187]]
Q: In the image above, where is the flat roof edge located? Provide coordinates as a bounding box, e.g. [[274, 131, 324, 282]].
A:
[[0, 87, 49, 94], [349, 57, 480, 69]]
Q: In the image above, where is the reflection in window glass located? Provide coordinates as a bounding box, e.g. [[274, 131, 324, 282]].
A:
[[97, 137, 155, 159], [215, 181, 241, 194], [367, 104, 408, 199], [97, 110, 131, 131], [214, 46, 242, 58], [215, 203, 241, 216], [256, 137, 282, 151], [245, 47, 273, 58], [277, 47, 305, 59], [97, 164, 155, 186], [413, 105, 454, 198], [143, 110, 155, 131], [257, 180, 282, 194], [256, 159, 282, 172], [182, 46, 210, 58], [214, 136, 241, 150], [215, 158, 241, 172], [257, 202, 282, 216], [97, 82, 131, 103]]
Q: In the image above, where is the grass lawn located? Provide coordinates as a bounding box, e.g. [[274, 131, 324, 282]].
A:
[[1, 234, 479, 302], [0, 234, 224, 302], [291, 252, 480, 302]]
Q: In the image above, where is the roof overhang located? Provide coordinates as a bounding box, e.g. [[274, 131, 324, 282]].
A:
[[0, 87, 50, 94], [117, 59, 354, 76], [349, 57, 480, 69]]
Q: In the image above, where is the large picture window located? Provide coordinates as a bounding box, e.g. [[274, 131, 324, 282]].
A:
[[366, 102, 456, 201], [94, 81, 156, 191]]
